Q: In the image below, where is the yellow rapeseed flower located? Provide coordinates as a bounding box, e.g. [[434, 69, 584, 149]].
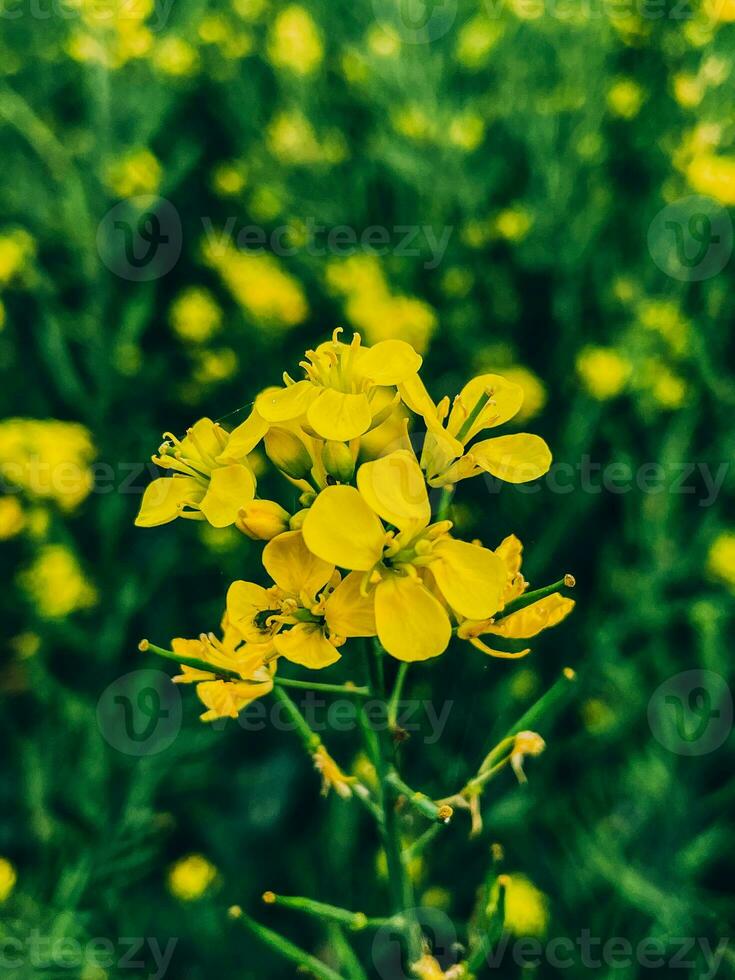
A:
[[607, 78, 645, 119], [152, 36, 200, 76], [502, 874, 549, 937], [169, 287, 222, 343], [707, 532, 735, 591], [0, 858, 17, 902], [211, 161, 247, 196], [18, 545, 97, 619], [0, 496, 24, 539], [104, 149, 161, 198], [576, 347, 631, 400], [135, 417, 262, 528], [455, 16, 503, 70], [267, 5, 323, 76], [0, 418, 95, 511], [167, 855, 218, 900], [686, 154, 735, 205], [0, 228, 35, 285], [448, 114, 486, 152]]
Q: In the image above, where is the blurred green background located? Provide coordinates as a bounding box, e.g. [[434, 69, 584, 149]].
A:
[[1, 0, 735, 976]]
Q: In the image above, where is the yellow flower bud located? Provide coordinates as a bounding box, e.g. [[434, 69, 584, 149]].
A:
[[264, 427, 312, 479], [236, 500, 290, 540], [322, 440, 355, 482]]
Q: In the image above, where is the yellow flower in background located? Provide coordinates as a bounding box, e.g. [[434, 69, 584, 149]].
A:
[[455, 16, 503, 70], [502, 874, 549, 937], [703, 0, 735, 21], [500, 367, 547, 422], [673, 73, 704, 109], [607, 78, 645, 119], [266, 110, 346, 166], [167, 854, 218, 900], [400, 372, 552, 488], [0, 419, 94, 511], [211, 161, 247, 196], [448, 114, 486, 152], [327, 256, 437, 353], [18, 545, 97, 619], [104, 149, 161, 198], [576, 346, 631, 400], [192, 348, 239, 385], [303, 449, 507, 661], [0, 496, 24, 539], [0, 229, 35, 286], [66, 0, 154, 68], [458, 535, 574, 658], [228, 530, 374, 667], [135, 417, 263, 528], [649, 366, 687, 410], [392, 106, 435, 142], [493, 207, 533, 242], [167, 615, 275, 721], [637, 299, 689, 356], [366, 24, 401, 58], [255, 329, 421, 442], [152, 36, 200, 76], [685, 153, 735, 205], [0, 858, 17, 902], [203, 240, 307, 329], [267, 5, 323, 76], [707, 532, 735, 591], [169, 287, 222, 343]]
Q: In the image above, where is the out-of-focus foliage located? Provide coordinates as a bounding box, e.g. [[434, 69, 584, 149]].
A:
[[1, 0, 734, 977]]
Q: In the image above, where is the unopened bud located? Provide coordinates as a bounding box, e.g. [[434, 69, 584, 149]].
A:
[[236, 500, 290, 540], [322, 440, 355, 483], [264, 427, 312, 480], [288, 507, 309, 531]]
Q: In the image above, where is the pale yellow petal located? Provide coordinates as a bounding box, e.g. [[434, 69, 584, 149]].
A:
[[179, 417, 226, 464], [198, 464, 257, 527], [447, 374, 524, 442], [324, 571, 376, 637], [306, 389, 372, 441], [398, 372, 438, 419], [374, 573, 451, 661], [134, 476, 204, 527], [355, 340, 422, 385], [273, 622, 341, 669], [486, 595, 575, 639], [256, 380, 317, 423], [196, 676, 273, 721], [226, 580, 271, 642], [470, 434, 552, 484], [263, 529, 334, 598], [217, 407, 269, 462], [429, 538, 506, 620], [302, 485, 385, 571], [357, 450, 430, 532]]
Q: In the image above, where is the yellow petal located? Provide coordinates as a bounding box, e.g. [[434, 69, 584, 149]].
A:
[[495, 533, 527, 604], [273, 622, 341, 668], [179, 417, 227, 465], [486, 594, 575, 639], [357, 450, 430, 532], [355, 340, 422, 385], [468, 637, 532, 660], [134, 476, 204, 527], [448, 374, 524, 442], [198, 464, 256, 527], [398, 372, 438, 419], [302, 485, 385, 571], [227, 580, 272, 642], [263, 529, 334, 598], [196, 677, 273, 721], [325, 571, 376, 637], [256, 380, 317, 423], [217, 407, 269, 462], [374, 573, 451, 661], [429, 538, 506, 619], [470, 434, 552, 484], [306, 389, 372, 441]]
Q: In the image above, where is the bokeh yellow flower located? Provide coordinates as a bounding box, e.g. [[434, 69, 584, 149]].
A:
[[576, 347, 631, 400], [685, 154, 735, 205], [0, 419, 95, 511], [0, 496, 25, 539], [706, 532, 735, 590], [18, 545, 97, 619], [455, 16, 503, 70], [0, 857, 17, 902], [170, 287, 223, 344], [607, 78, 645, 119], [167, 854, 218, 901], [267, 5, 323, 76], [104, 149, 161, 198], [502, 874, 549, 937], [500, 366, 547, 422], [152, 36, 199, 76], [0, 228, 35, 286]]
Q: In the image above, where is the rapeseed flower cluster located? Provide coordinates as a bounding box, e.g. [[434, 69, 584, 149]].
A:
[[137, 330, 573, 721]]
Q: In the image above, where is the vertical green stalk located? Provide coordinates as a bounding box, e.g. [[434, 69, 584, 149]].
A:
[[362, 643, 423, 966]]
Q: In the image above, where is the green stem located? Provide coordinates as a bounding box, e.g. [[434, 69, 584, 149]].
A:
[[385, 770, 450, 824], [402, 824, 442, 864], [275, 677, 371, 697], [262, 892, 399, 932], [387, 662, 410, 729], [436, 485, 453, 521], [140, 640, 242, 680], [271, 685, 321, 753], [466, 877, 507, 973], [228, 907, 343, 980], [327, 923, 370, 980]]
